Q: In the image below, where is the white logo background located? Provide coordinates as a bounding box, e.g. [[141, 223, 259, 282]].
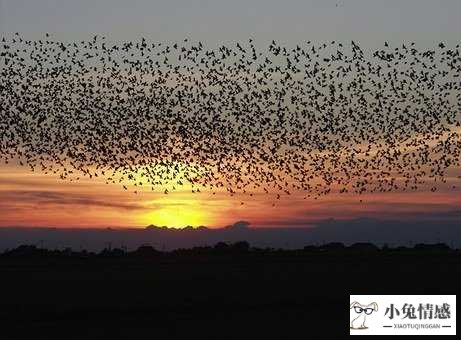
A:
[[350, 295, 456, 336]]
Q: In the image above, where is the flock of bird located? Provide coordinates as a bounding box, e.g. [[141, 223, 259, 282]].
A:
[[1, 34, 460, 200]]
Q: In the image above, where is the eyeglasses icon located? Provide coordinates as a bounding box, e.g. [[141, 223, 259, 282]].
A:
[[354, 306, 375, 315]]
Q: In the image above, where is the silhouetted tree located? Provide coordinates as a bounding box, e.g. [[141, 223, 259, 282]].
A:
[[99, 247, 125, 258], [231, 241, 250, 252], [348, 243, 379, 252], [214, 242, 229, 252], [303, 245, 318, 252], [320, 242, 345, 251], [414, 243, 450, 252], [133, 245, 160, 257]]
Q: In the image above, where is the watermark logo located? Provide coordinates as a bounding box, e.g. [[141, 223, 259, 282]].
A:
[[350, 295, 456, 335], [350, 301, 378, 329]]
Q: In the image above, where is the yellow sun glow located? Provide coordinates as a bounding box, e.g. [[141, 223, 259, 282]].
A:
[[139, 197, 212, 228]]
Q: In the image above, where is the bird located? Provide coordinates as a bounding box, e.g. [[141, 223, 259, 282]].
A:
[[0, 33, 459, 203]]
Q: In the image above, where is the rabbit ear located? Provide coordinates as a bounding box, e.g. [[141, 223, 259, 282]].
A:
[[350, 301, 359, 309], [369, 302, 378, 311]]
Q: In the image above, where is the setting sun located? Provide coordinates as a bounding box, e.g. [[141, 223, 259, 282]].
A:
[[139, 197, 212, 228]]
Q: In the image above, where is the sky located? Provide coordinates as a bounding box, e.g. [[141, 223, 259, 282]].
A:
[[2, 0, 461, 46], [1, 162, 459, 228], [0, 0, 460, 228]]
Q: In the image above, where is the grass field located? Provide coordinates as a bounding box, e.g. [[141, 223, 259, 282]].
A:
[[0, 249, 459, 339]]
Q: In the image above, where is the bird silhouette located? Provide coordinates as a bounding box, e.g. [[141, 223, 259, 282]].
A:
[[0, 34, 459, 201]]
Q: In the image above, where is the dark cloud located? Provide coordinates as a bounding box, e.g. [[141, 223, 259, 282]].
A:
[[405, 209, 461, 220], [0, 190, 149, 211], [250, 207, 461, 227], [296, 201, 461, 222]]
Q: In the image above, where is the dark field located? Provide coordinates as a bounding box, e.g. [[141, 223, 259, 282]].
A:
[[0, 247, 459, 339]]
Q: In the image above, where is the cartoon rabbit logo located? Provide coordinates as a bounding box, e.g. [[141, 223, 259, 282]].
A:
[[350, 301, 378, 329]]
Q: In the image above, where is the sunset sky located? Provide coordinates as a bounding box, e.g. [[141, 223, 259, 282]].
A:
[[1, 161, 460, 228], [1, 0, 461, 228]]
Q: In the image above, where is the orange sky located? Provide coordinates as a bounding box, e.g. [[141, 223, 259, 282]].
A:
[[0, 162, 460, 228]]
